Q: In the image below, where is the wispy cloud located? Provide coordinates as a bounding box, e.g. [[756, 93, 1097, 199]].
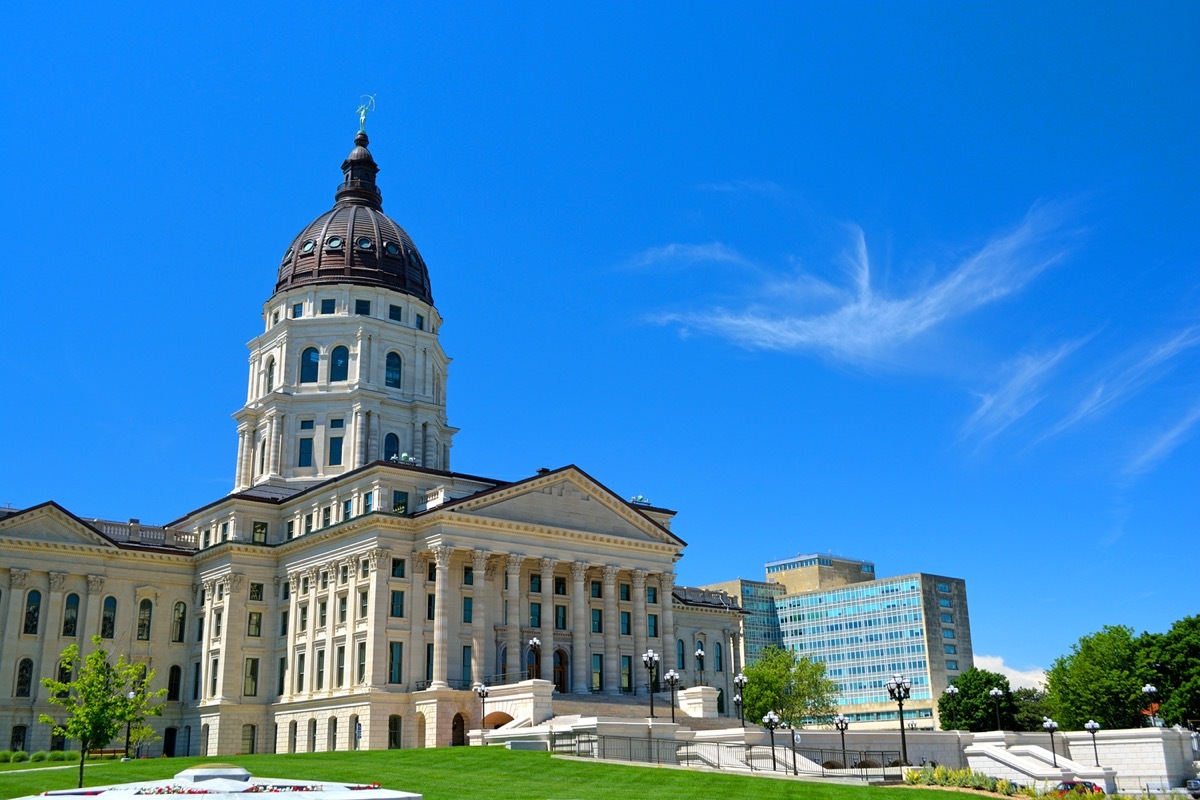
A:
[[973, 655, 1045, 689], [1123, 398, 1200, 478], [961, 340, 1087, 443], [1043, 327, 1200, 440], [651, 204, 1070, 364], [623, 242, 752, 270]]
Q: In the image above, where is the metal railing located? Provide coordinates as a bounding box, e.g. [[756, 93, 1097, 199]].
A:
[[550, 732, 901, 779]]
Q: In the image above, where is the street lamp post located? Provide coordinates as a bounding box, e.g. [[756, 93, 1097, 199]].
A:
[[733, 672, 748, 727], [1084, 720, 1100, 767], [663, 669, 680, 723], [885, 674, 912, 766], [943, 685, 960, 730], [694, 645, 705, 686], [1142, 684, 1158, 727], [834, 713, 850, 768], [123, 690, 136, 760], [528, 637, 541, 680], [788, 725, 799, 776], [474, 685, 489, 742], [1043, 717, 1058, 767], [989, 687, 1005, 730], [733, 694, 742, 728], [762, 711, 781, 772], [642, 650, 659, 719]]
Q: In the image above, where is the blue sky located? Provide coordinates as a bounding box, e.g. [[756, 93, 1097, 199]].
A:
[[2, 2, 1197, 686]]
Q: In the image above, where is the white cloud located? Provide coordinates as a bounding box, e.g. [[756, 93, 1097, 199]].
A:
[[652, 204, 1070, 365], [1123, 397, 1200, 479], [962, 340, 1087, 442], [974, 654, 1046, 689], [623, 242, 752, 270]]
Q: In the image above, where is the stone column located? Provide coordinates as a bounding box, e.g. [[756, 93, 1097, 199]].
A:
[[83, 575, 105, 656], [504, 555, 523, 682], [234, 428, 249, 489], [660, 573, 676, 669], [355, 408, 367, 468], [267, 415, 279, 478], [200, 579, 216, 700], [539, 558, 556, 685], [366, 548, 388, 687], [222, 577, 246, 698], [0, 570, 30, 693], [35, 573, 68, 698], [302, 567, 319, 695], [570, 562, 589, 693], [632, 569, 648, 693], [286, 573, 301, 697], [471, 550, 489, 686], [602, 566, 619, 695], [430, 546, 452, 689], [322, 561, 339, 695], [409, 552, 427, 687]]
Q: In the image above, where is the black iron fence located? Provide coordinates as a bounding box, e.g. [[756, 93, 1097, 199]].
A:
[[550, 731, 901, 779]]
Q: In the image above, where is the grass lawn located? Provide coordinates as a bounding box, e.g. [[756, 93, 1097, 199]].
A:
[[0, 749, 963, 800]]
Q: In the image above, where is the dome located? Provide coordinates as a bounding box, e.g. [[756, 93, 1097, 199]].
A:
[[274, 131, 433, 305]]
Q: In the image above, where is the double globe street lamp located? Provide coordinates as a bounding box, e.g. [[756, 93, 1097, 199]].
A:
[[474, 685, 489, 741], [885, 674, 912, 766], [1143, 684, 1159, 727], [528, 637, 541, 680], [1043, 717, 1059, 767], [1084, 719, 1101, 767], [989, 687, 1005, 730], [733, 672, 748, 727], [943, 685, 960, 730], [663, 669, 680, 723], [762, 710, 781, 772], [834, 713, 850, 768], [694, 645, 706, 686], [641, 650, 660, 718]]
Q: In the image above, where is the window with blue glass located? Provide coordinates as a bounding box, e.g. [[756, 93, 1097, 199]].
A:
[[386, 353, 402, 388], [300, 348, 319, 383], [330, 346, 349, 382]]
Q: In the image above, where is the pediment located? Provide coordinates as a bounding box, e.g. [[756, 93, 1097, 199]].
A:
[[0, 504, 117, 549], [447, 473, 678, 546]]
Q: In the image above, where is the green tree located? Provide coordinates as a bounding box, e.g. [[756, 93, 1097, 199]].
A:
[[1045, 625, 1144, 729], [40, 638, 125, 787], [938, 668, 1016, 731], [1138, 615, 1200, 727], [742, 646, 839, 727], [1011, 687, 1052, 732], [121, 661, 167, 757]]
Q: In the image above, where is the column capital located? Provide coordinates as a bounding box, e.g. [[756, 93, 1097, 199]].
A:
[[659, 572, 676, 592], [412, 551, 429, 573], [87, 574, 105, 595], [472, 549, 490, 572], [228, 573, 246, 595], [287, 572, 301, 593], [602, 565, 619, 585], [632, 569, 647, 590], [506, 553, 525, 574], [539, 557, 558, 576], [9, 568, 29, 589], [48, 572, 68, 592], [432, 545, 453, 568], [367, 547, 389, 570], [570, 561, 589, 582]]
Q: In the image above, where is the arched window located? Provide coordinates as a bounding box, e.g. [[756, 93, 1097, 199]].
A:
[[387, 715, 402, 749], [676, 639, 686, 670], [300, 348, 319, 383], [385, 352, 402, 388], [715, 641, 723, 672], [167, 665, 183, 701], [265, 357, 275, 394], [384, 433, 400, 461], [171, 602, 187, 643], [15, 658, 34, 697], [137, 598, 153, 640], [23, 590, 41, 635], [101, 596, 117, 639], [330, 346, 349, 382], [62, 593, 80, 637], [349, 714, 360, 750]]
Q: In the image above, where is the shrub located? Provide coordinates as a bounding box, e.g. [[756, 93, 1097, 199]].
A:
[[10, 751, 29, 762], [63, 749, 81, 761], [29, 751, 48, 762], [47, 751, 65, 762], [0, 751, 10, 762]]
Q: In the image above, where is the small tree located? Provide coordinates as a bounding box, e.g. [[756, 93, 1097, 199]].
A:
[[122, 661, 167, 757], [743, 646, 839, 728], [40, 637, 124, 787], [938, 668, 1017, 731]]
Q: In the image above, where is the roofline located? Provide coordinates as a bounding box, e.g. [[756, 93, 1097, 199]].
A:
[[3, 501, 195, 556]]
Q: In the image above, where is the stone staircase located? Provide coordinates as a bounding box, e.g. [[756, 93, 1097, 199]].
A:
[[550, 692, 740, 730]]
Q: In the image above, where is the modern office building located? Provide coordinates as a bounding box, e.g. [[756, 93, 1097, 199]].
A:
[[0, 123, 741, 756]]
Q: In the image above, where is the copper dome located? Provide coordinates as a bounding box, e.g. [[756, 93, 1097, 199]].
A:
[[274, 131, 433, 305]]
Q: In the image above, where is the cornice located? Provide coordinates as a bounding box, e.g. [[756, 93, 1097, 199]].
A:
[[426, 510, 678, 557]]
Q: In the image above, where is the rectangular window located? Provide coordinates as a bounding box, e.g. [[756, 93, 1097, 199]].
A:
[[530, 574, 542, 593], [620, 655, 632, 692], [283, 582, 290, 600], [320, 298, 336, 314], [619, 583, 631, 601], [196, 618, 203, 642], [941, 613, 954, 623], [338, 596, 347, 624], [286, 520, 295, 539], [591, 608, 602, 633], [415, 313, 425, 330], [298, 438, 313, 467], [218, 582, 225, 600], [300, 419, 315, 430], [192, 662, 201, 700], [391, 558, 406, 578], [220, 523, 229, 541], [304, 513, 313, 534], [252, 522, 268, 544], [591, 581, 602, 598], [249, 582, 264, 601], [555, 605, 567, 630], [529, 602, 541, 628], [330, 418, 345, 429], [425, 643, 434, 682], [390, 591, 405, 617], [202, 529, 211, 548], [302, 576, 310, 593], [648, 613, 658, 638], [359, 590, 369, 618], [315, 649, 325, 690], [943, 629, 956, 639], [463, 566, 474, 585], [247, 612, 262, 637], [355, 299, 371, 316], [946, 660, 959, 671], [392, 491, 409, 514], [428, 562, 437, 582], [293, 303, 304, 318], [937, 582, 951, 593], [244, 658, 259, 696], [462, 645, 473, 686], [328, 437, 343, 466], [462, 596, 473, 624], [336, 646, 345, 687], [620, 611, 631, 635], [357, 641, 367, 683], [340, 564, 349, 584], [361, 559, 370, 579], [279, 610, 288, 637], [591, 654, 603, 691], [389, 304, 403, 322], [299, 606, 308, 632], [318, 601, 327, 628], [554, 576, 567, 595], [210, 658, 219, 697], [647, 586, 658, 604], [363, 492, 373, 514], [944, 644, 957, 654], [388, 642, 403, 683], [322, 507, 332, 527], [278, 657, 287, 696], [295, 653, 306, 692], [213, 611, 223, 638], [426, 593, 435, 621]]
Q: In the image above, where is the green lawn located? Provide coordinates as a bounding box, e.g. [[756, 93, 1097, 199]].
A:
[[0, 749, 959, 800]]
